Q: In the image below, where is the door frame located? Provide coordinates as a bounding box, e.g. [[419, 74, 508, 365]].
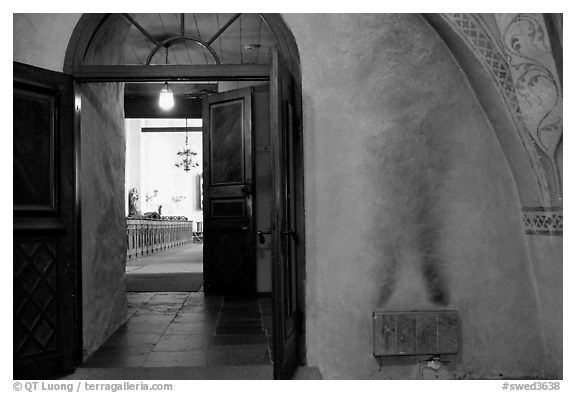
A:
[[64, 13, 306, 375], [72, 67, 306, 374]]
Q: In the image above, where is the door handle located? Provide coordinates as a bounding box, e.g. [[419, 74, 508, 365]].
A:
[[257, 230, 271, 244], [281, 230, 299, 243]]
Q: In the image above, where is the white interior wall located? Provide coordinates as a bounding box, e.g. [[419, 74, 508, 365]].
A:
[[124, 118, 203, 223]]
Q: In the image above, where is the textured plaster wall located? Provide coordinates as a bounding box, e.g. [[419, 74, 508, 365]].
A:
[[284, 13, 547, 379], [524, 235, 563, 376], [80, 83, 127, 359], [13, 13, 81, 72]]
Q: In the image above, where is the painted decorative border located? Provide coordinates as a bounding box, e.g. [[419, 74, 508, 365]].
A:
[[441, 13, 551, 206], [522, 207, 562, 235]]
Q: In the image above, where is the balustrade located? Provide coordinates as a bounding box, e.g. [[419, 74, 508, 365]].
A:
[[126, 219, 196, 259]]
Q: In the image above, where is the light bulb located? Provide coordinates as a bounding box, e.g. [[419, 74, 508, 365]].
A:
[[159, 82, 174, 110]]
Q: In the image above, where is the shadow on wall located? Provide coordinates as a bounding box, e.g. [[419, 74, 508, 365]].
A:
[[296, 13, 548, 379]]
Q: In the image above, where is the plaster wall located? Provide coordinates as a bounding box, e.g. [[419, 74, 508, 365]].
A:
[[13, 13, 81, 72], [79, 82, 127, 358], [284, 13, 547, 379], [524, 235, 563, 376]]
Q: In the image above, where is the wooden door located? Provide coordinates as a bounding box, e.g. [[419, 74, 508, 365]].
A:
[[202, 87, 256, 294], [13, 62, 80, 378], [270, 50, 303, 379]]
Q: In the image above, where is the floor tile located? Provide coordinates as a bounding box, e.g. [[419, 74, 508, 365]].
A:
[[213, 334, 268, 346], [220, 309, 261, 319], [153, 334, 212, 351], [104, 332, 164, 346], [180, 302, 221, 309], [128, 314, 175, 323], [95, 343, 155, 356], [123, 320, 172, 334], [83, 350, 149, 368], [216, 319, 262, 328], [133, 308, 178, 317], [143, 350, 209, 367], [83, 289, 273, 370], [215, 325, 264, 336], [208, 344, 270, 366], [164, 321, 216, 336], [127, 292, 156, 302], [173, 314, 218, 324]]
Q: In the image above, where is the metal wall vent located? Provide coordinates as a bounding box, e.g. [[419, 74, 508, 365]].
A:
[[373, 310, 459, 357]]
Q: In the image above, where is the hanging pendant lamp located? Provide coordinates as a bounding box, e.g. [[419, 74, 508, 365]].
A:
[[159, 82, 174, 110], [158, 46, 174, 110]]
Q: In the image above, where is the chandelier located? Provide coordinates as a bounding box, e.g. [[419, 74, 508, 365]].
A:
[[175, 119, 199, 172]]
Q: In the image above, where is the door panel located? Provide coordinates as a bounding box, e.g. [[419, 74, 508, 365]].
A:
[[13, 62, 79, 379], [13, 88, 56, 209], [210, 100, 245, 184], [270, 50, 302, 379], [203, 87, 255, 294]]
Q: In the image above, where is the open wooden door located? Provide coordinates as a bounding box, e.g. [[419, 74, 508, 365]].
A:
[[270, 50, 303, 379], [202, 87, 256, 294], [13, 62, 80, 378]]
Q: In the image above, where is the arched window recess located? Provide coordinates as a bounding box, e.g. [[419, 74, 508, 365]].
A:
[[66, 13, 292, 82]]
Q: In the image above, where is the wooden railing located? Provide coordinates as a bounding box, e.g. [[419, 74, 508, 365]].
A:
[[126, 219, 196, 259]]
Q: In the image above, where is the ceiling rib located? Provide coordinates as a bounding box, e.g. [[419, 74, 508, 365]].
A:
[[122, 14, 159, 47], [180, 14, 194, 65], [215, 14, 224, 62], [193, 14, 209, 64], [158, 14, 179, 65], [207, 13, 242, 45]]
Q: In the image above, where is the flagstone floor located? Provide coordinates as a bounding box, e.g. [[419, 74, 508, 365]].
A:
[[81, 292, 273, 369]]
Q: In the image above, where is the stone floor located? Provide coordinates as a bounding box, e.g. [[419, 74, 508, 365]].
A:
[[81, 292, 273, 369]]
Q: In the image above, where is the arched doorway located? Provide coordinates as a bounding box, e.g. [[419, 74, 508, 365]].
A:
[[15, 13, 305, 380]]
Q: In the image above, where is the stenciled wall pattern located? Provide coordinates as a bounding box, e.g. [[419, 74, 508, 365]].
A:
[[442, 13, 562, 235], [498, 14, 563, 203]]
